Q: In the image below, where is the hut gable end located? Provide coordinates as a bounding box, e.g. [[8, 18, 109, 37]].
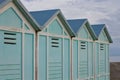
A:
[[0, 7, 22, 28], [0, 1, 38, 32], [99, 30, 109, 42], [78, 25, 92, 40], [43, 18, 69, 36]]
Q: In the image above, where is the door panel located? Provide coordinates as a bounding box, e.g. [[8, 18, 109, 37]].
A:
[[99, 44, 106, 74], [79, 41, 88, 79], [48, 37, 62, 80], [0, 31, 22, 80]]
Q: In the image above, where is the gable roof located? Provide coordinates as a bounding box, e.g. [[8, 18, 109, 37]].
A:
[[91, 24, 104, 37], [0, 0, 4, 3], [91, 24, 113, 43], [67, 19, 87, 33], [0, 0, 41, 31], [30, 9, 59, 27], [67, 19, 97, 40], [30, 9, 75, 37]]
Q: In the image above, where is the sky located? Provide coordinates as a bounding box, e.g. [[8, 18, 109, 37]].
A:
[[20, 0, 120, 61]]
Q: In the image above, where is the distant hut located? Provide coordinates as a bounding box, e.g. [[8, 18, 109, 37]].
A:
[[30, 9, 75, 80], [91, 24, 112, 80], [67, 19, 97, 80]]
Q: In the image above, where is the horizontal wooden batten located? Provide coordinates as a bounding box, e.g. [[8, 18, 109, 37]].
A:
[[0, 26, 35, 34], [39, 32, 70, 38]]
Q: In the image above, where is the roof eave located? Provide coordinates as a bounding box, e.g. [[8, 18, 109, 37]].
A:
[[42, 9, 60, 30], [87, 22, 98, 40], [42, 9, 75, 37], [98, 25, 113, 43], [77, 20, 97, 40], [76, 19, 87, 35], [104, 26, 113, 43], [13, 0, 41, 31], [0, 0, 12, 9], [58, 11, 75, 37]]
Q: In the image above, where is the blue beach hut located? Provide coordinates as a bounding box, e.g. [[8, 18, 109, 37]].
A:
[[67, 19, 97, 80], [91, 24, 112, 80], [0, 0, 41, 80], [30, 9, 75, 80]]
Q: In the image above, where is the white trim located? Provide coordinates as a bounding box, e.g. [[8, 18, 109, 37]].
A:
[[71, 39, 74, 80], [95, 41, 109, 44], [39, 32, 69, 38], [35, 32, 38, 80], [93, 42, 96, 79], [22, 29, 25, 80], [73, 38, 110, 44], [105, 45, 107, 80], [88, 42, 90, 79], [70, 38, 72, 80], [62, 38, 64, 80], [108, 45, 110, 77], [33, 33, 35, 80], [47, 35, 49, 80], [73, 38, 94, 42], [78, 40, 80, 79], [0, 26, 34, 34], [37, 34, 39, 80]]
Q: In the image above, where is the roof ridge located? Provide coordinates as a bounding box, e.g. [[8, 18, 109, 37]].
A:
[[30, 9, 60, 13], [67, 18, 87, 21], [91, 24, 105, 26]]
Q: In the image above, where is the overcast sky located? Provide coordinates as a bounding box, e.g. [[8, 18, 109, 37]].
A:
[[20, 0, 120, 60]]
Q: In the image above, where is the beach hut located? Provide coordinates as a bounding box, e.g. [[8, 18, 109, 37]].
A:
[[67, 19, 97, 80], [91, 24, 112, 80], [0, 0, 40, 80], [30, 9, 75, 80]]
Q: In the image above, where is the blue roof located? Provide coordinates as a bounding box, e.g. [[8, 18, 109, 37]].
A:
[[0, 0, 4, 3], [91, 24, 105, 37], [30, 9, 59, 27], [67, 19, 87, 33]]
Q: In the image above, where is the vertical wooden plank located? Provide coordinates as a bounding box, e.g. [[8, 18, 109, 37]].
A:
[[0, 31, 22, 80], [63, 38, 70, 80], [39, 35, 47, 80], [72, 40, 78, 80], [24, 33, 34, 80]]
